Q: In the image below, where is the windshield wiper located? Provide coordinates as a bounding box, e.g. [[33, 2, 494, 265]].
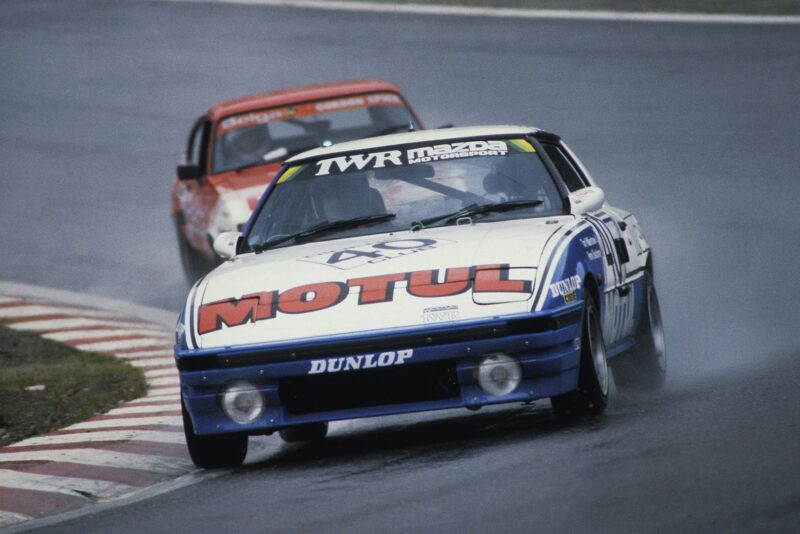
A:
[[252, 213, 396, 253], [414, 199, 544, 229]]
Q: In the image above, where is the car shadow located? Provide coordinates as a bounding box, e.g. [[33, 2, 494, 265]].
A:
[[239, 403, 613, 479]]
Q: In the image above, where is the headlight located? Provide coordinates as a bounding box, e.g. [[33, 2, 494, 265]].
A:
[[221, 381, 264, 424], [476, 353, 522, 396]]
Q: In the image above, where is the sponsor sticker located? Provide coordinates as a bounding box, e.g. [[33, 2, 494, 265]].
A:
[[197, 263, 531, 335], [313, 139, 520, 176], [299, 238, 453, 270], [218, 92, 404, 135], [549, 275, 582, 300], [421, 304, 460, 324], [308, 349, 413, 374]]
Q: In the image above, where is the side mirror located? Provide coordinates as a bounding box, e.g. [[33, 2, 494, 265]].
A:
[[177, 163, 202, 181], [262, 147, 289, 164], [568, 186, 605, 215], [213, 231, 242, 260]]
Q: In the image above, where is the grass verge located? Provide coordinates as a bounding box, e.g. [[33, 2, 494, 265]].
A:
[[0, 323, 147, 448]]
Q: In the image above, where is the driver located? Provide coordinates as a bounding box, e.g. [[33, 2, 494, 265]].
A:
[[226, 125, 270, 168], [310, 174, 386, 222]]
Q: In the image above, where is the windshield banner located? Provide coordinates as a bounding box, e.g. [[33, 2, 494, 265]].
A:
[[218, 92, 403, 135], [313, 138, 535, 176]]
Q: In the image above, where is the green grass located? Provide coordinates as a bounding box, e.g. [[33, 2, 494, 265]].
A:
[[0, 324, 148, 448]]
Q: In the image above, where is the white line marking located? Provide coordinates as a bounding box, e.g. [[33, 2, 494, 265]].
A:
[[8, 430, 186, 447], [0, 449, 193, 476], [144, 386, 181, 396], [129, 357, 176, 368], [115, 349, 174, 359], [0, 510, 32, 528], [147, 376, 180, 387], [65, 416, 183, 431], [10, 318, 164, 332], [128, 394, 181, 404], [0, 282, 177, 326], [144, 369, 178, 379], [44, 328, 171, 342], [106, 405, 180, 415], [71, 338, 172, 352], [0, 305, 119, 319], [163, 0, 800, 24], [0, 469, 136, 500]]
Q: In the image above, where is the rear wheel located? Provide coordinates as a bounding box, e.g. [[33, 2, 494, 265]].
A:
[[279, 422, 329, 443], [550, 292, 609, 420], [611, 274, 667, 392], [182, 401, 248, 468]]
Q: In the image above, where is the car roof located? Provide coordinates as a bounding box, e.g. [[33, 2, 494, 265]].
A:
[[205, 79, 406, 121], [285, 125, 543, 163]]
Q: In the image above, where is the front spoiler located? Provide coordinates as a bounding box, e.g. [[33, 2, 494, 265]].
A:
[[178, 304, 583, 436]]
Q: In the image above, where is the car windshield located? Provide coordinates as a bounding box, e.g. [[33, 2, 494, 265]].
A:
[[212, 92, 420, 174], [244, 137, 565, 252]]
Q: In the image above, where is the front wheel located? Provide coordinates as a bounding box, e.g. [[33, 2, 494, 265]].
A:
[[182, 401, 248, 468], [611, 275, 667, 392], [550, 292, 609, 420]]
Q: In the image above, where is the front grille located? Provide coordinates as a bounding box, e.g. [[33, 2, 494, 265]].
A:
[[279, 360, 460, 415]]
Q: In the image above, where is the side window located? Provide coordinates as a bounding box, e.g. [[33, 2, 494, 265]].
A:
[[186, 119, 211, 171], [543, 144, 587, 192]]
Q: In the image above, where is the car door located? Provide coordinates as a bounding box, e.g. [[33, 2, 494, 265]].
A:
[[176, 117, 214, 254], [543, 142, 638, 346]]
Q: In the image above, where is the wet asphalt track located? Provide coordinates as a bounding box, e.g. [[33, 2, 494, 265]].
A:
[[1, 1, 799, 532]]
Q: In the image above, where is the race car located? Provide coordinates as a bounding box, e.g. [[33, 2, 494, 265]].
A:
[[175, 125, 667, 468], [172, 79, 424, 283]]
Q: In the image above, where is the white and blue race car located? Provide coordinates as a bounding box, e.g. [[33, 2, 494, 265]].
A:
[[175, 125, 666, 468]]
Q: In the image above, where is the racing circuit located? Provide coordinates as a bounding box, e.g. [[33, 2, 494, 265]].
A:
[[1, 0, 800, 532]]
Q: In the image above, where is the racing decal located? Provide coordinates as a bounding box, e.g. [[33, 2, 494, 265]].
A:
[[549, 275, 582, 302], [311, 138, 536, 177], [421, 305, 460, 324], [218, 92, 404, 135], [299, 238, 454, 270], [579, 235, 604, 261], [348, 272, 407, 305], [277, 282, 348, 315], [506, 138, 536, 153], [276, 164, 308, 184], [408, 267, 471, 298], [407, 140, 508, 164], [603, 284, 637, 344], [308, 349, 413, 374], [197, 263, 531, 335], [474, 264, 533, 293], [316, 150, 403, 176]]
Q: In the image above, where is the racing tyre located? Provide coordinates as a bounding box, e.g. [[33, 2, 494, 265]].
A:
[[611, 274, 667, 392], [279, 422, 329, 443], [550, 292, 609, 420], [182, 401, 248, 468]]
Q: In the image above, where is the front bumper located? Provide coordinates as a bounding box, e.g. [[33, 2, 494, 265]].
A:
[[177, 304, 583, 436]]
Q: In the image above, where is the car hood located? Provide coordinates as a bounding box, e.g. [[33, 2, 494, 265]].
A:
[[190, 217, 570, 349]]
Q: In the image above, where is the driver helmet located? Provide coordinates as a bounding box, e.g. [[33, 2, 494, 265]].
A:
[[228, 125, 269, 164]]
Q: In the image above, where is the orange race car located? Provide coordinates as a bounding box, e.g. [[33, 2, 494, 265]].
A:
[[172, 80, 424, 283]]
